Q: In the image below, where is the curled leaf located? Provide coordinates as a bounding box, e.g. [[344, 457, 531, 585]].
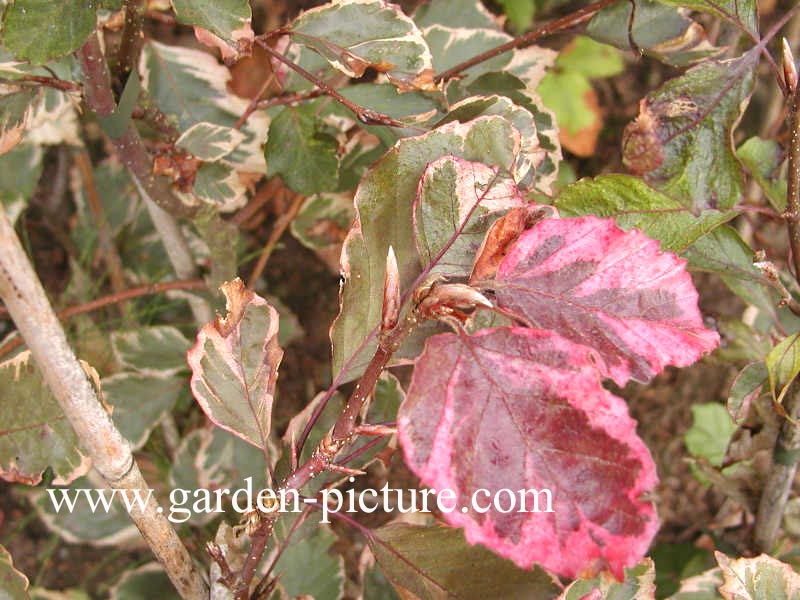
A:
[[187, 278, 283, 449]]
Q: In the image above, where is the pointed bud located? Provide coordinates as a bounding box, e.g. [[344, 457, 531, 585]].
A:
[[783, 38, 798, 94], [381, 246, 401, 333]]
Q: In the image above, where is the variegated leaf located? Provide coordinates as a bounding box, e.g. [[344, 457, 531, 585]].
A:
[[288, 0, 435, 91], [331, 116, 521, 382], [176, 122, 246, 161], [489, 216, 719, 385], [187, 279, 283, 449], [0, 352, 90, 485], [398, 328, 659, 578]]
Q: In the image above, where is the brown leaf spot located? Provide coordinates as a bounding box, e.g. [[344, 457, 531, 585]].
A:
[[622, 100, 665, 174]]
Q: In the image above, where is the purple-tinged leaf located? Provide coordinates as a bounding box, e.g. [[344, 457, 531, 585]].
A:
[[187, 278, 283, 449], [491, 216, 719, 385], [398, 327, 659, 579], [413, 156, 526, 278]]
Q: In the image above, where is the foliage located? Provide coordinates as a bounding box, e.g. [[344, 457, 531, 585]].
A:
[[1, 0, 800, 598]]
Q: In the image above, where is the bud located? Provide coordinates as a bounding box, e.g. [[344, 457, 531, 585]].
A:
[[380, 246, 400, 332], [783, 38, 798, 94]]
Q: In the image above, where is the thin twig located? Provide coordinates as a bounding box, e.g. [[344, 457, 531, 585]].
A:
[[754, 50, 800, 552], [0, 279, 206, 359], [247, 192, 305, 288], [74, 150, 128, 302], [255, 89, 324, 111], [433, 0, 619, 83], [233, 72, 279, 131], [0, 75, 81, 92], [255, 38, 409, 128]]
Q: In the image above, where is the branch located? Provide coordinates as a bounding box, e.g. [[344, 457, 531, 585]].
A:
[[433, 0, 619, 83], [77, 32, 197, 220], [233, 312, 417, 598], [0, 206, 208, 599], [754, 55, 800, 553], [783, 80, 800, 282], [78, 32, 212, 324]]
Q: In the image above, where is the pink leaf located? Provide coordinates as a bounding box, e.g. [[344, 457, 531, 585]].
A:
[[398, 327, 659, 579], [492, 216, 719, 385], [187, 279, 283, 449]]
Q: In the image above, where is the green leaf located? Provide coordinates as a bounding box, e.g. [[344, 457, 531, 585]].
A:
[[622, 53, 756, 211], [555, 174, 735, 252], [187, 280, 283, 449], [766, 334, 800, 402], [651, 543, 715, 598], [288, 0, 434, 91], [273, 518, 345, 600], [265, 105, 340, 195], [497, 0, 536, 32], [2, 0, 96, 64], [103, 373, 183, 451], [682, 225, 777, 319], [448, 72, 560, 191], [0, 545, 29, 600], [555, 36, 624, 78], [370, 523, 561, 599], [339, 83, 441, 124], [728, 361, 767, 423], [331, 116, 521, 382], [0, 352, 89, 486], [110, 563, 180, 600], [587, 0, 717, 67], [111, 326, 192, 376], [0, 86, 41, 155], [537, 71, 595, 137], [684, 403, 737, 467], [170, 0, 252, 46], [657, 0, 758, 36], [176, 122, 246, 161], [413, 0, 501, 30], [557, 558, 656, 599], [716, 552, 800, 600], [736, 136, 787, 211]]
